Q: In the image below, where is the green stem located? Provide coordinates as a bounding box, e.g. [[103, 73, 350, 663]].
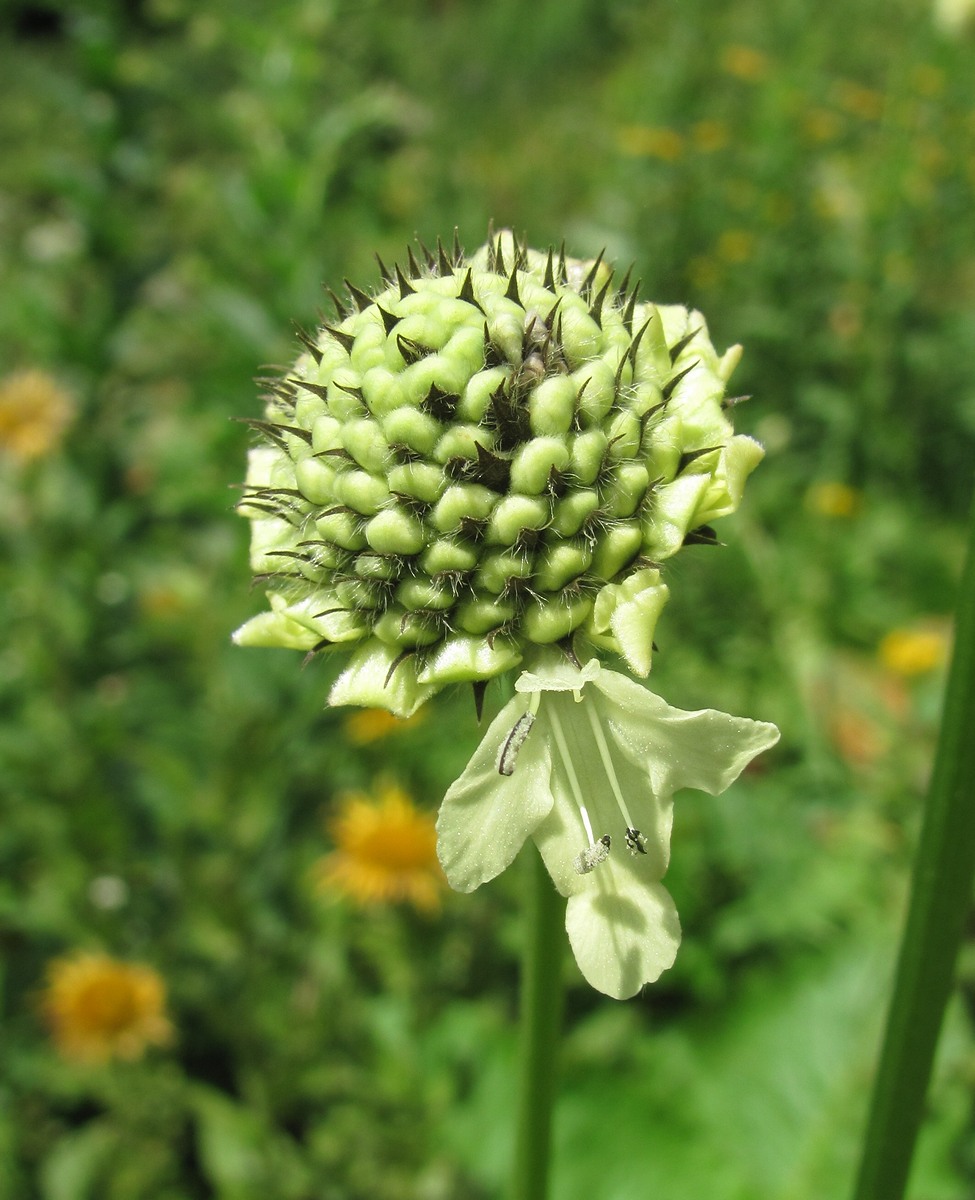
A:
[[852, 486, 975, 1200], [511, 843, 566, 1200]]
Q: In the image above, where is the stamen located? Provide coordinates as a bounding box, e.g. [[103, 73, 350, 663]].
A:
[[625, 828, 648, 855], [549, 704, 596, 844], [586, 706, 634, 826], [574, 834, 612, 875], [497, 712, 535, 776], [585, 707, 648, 856], [496, 692, 542, 776]]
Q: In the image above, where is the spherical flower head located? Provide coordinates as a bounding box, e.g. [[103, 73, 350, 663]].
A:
[[41, 952, 173, 1064], [233, 231, 763, 716], [0, 369, 74, 462], [313, 779, 445, 913]]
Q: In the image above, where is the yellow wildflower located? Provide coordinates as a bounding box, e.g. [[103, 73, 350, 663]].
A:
[[342, 706, 426, 745], [617, 125, 684, 161], [691, 120, 730, 153], [806, 481, 861, 518], [716, 229, 756, 264], [720, 44, 770, 83], [0, 369, 74, 462], [314, 780, 445, 913], [802, 108, 843, 143], [833, 81, 885, 121], [41, 953, 173, 1064], [879, 625, 951, 677]]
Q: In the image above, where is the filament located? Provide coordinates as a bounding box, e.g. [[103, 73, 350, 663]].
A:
[[586, 705, 635, 829], [549, 704, 595, 844]]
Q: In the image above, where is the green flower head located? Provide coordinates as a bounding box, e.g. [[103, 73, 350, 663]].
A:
[[437, 656, 779, 999], [234, 231, 779, 996], [233, 231, 762, 716]]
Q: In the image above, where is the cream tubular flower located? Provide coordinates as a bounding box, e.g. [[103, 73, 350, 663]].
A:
[[437, 657, 779, 999]]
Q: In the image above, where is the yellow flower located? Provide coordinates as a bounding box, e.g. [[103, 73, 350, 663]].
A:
[[805, 481, 861, 518], [41, 953, 173, 1064], [802, 107, 843, 144], [617, 125, 684, 161], [314, 780, 445, 913], [691, 119, 730, 153], [720, 44, 770, 83], [879, 625, 951, 677], [833, 81, 885, 121], [342, 706, 426, 746], [0, 369, 74, 462], [716, 229, 756, 264]]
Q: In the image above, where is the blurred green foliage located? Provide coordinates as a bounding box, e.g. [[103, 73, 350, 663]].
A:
[[1, 0, 973, 1196]]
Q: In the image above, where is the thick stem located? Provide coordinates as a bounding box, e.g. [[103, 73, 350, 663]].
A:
[[852, 486, 975, 1200], [510, 843, 566, 1200]]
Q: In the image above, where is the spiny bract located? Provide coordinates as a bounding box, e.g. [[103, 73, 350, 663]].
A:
[[234, 231, 763, 717]]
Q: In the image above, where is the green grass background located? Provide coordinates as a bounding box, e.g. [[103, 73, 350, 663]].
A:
[[1, 0, 974, 1196]]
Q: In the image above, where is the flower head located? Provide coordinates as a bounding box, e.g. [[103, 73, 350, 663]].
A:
[[437, 657, 778, 998], [0, 369, 74, 462], [41, 952, 173, 1063], [233, 231, 762, 716], [878, 623, 950, 677], [314, 779, 445, 913], [233, 231, 777, 996]]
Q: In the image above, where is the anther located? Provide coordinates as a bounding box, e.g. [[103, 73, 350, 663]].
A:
[[497, 692, 541, 776], [497, 711, 536, 776], [625, 828, 648, 855], [574, 834, 612, 875]]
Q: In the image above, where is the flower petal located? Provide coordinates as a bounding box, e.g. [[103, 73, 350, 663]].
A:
[[593, 671, 780, 798], [529, 687, 674, 895], [565, 862, 681, 999], [514, 656, 601, 694], [436, 698, 554, 892]]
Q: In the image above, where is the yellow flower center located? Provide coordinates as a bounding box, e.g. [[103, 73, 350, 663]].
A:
[[314, 782, 444, 912]]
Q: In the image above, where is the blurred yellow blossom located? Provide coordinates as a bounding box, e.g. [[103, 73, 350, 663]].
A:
[[833, 81, 885, 121], [691, 119, 730, 153], [806, 481, 861, 518], [879, 624, 951, 677], [815, 653, 908, 768], [0, 369, 74, 462], [802, 108, 843, 143], [313, 780, 444, 913], [716, 229, 756, 264], [617, 125, 684, 161], [720, 44, 770, 82], [342, 706, 426, 745], [41, 953, 173, 1064]]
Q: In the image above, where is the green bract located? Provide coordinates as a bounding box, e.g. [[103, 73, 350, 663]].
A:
[[234, 232, 762, 716]]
